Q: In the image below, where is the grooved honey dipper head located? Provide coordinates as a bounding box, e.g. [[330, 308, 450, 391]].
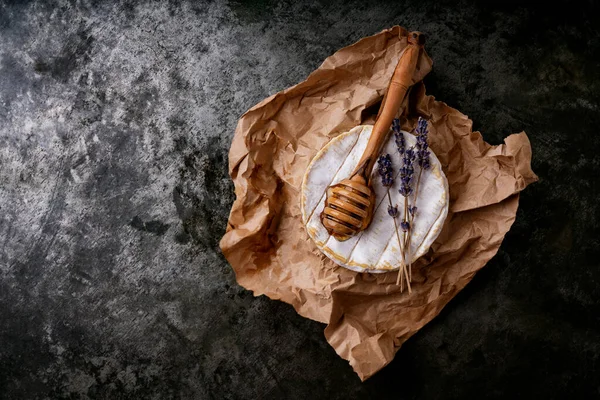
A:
[[320, 175, 375, 241]]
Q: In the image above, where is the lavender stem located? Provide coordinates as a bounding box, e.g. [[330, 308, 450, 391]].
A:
[[389, 193, 405, 290], [406, 168, 423, 281], [396, 195, 411, 292]]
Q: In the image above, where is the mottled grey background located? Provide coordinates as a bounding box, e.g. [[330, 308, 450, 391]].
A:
[[1, 0, 599, 399]]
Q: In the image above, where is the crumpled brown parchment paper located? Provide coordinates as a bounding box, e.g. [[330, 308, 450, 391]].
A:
[[219, 26, 538, 381]]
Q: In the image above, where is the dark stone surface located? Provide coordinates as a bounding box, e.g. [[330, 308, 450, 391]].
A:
[[1, 0, 599, 398]]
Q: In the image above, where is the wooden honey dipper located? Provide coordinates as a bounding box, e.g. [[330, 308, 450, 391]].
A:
[[320, 31, 426, 241]]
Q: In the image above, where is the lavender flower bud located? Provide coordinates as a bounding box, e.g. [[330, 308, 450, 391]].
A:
[[418, 153, 430, 169], [400, 221, 410, 232], [392, 118, 402, 134], [409, 206, 417, 217], [388, 205, 399, 218], [405, 147, 416, 162], [398, 187, 412, 197], [377, 154, 394, 187]]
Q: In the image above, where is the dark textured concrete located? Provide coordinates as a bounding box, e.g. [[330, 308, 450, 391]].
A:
[[1, 0, 599, 398]]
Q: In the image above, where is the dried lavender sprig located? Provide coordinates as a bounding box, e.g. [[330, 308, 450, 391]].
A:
[[405, 117, 432, 282], [393, 144, 416, 290], [378, 152, 410, 291], [411, 117, 431, 220]]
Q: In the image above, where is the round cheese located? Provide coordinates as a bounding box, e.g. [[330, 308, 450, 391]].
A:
[[301, 125, 449, 273]]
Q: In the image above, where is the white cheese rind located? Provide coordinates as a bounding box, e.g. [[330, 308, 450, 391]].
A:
[[301, 125, 449, 273]]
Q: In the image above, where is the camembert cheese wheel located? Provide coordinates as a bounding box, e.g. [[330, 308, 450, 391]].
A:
[[301, 125, 449, 273]]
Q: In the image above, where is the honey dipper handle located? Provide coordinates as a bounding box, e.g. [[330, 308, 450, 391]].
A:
[[351, 31, 425, 181]]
